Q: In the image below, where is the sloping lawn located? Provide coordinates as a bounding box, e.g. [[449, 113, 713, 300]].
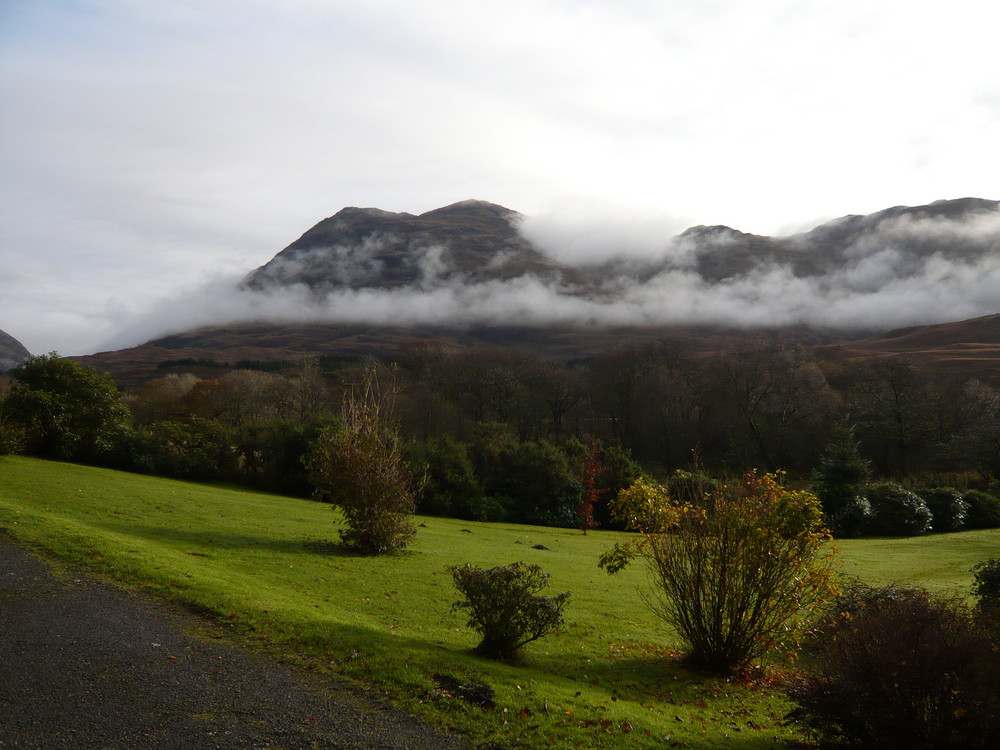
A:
[[2, 456, 996, 748]]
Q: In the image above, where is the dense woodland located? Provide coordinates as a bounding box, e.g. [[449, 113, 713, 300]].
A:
[[2, 341, 999, 532]]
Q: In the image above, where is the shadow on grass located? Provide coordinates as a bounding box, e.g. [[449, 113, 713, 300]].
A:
[[96, 522, 365, 558]]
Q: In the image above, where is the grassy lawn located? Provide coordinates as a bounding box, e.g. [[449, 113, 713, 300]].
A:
[[1, 456, 996, 748]]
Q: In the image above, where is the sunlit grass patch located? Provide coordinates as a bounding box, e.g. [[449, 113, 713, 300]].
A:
[[2, 455, 996, 748]]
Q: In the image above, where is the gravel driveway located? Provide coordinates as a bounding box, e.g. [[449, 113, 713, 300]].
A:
[[0, 535, 469, 749]]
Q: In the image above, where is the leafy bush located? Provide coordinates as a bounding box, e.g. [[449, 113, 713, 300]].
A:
[[962, 490, 1000, 529], [786, 583, 1000, 749], [600, 472, 838, 672], [449, 562, 570, 661], [306, 366, 416, 554], [865, 481, 933, 536], [972, 559, 1000, 613], [918, 487, 969, 532]]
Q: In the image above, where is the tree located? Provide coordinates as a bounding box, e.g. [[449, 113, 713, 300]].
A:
[[707, 343, 838, 472], [811, 422, 873, 537], [600, 472, 837, 672], [306, 365, 416, 554], [1, 353, 131, 461]]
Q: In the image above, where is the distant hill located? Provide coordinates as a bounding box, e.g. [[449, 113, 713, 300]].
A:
[[0, 329, 30, 372], [815, 313, 1000, 383]]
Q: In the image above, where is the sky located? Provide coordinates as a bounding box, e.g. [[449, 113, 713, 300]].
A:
[[1, 0, 998, 355]]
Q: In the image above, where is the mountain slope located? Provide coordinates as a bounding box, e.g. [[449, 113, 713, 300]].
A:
[[815, 313, 1000, 382], [244, 199, 588, 292], [0, 329, 31, 372]]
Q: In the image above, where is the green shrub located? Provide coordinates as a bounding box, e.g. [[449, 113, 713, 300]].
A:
[[865, 481, 933, 536], [918, 487, 969, 532], [786, 583, 1000, 749], [449, 562, 569, 661], [962, 490, 1000, 529], [972, 559, 1000, 613]]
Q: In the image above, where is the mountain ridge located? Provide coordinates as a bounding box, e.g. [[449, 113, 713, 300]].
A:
[[69, 196, 1000, 383]]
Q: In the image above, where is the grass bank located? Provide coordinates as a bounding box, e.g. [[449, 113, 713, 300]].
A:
[[1, 456, 996, 748]]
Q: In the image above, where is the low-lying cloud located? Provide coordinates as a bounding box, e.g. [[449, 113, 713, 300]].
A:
[[105, 205, 1000, 350]]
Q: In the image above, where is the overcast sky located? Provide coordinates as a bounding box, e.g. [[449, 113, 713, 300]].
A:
[[2, 0, 998, 355]]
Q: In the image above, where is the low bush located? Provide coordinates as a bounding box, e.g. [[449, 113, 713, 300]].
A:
[[918, 487, 969, 532], [865, 481, 932, 536], [449, 562, 569, 661], [962, 490, 1000, 529], [786, 582, 1000, 749], [972, 559, 1000, 613]]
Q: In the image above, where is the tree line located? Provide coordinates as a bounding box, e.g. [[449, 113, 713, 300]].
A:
[[2, 341, 999, 530]]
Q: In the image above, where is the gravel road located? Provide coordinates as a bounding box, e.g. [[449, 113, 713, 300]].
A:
[[0, 535, 470, 750]]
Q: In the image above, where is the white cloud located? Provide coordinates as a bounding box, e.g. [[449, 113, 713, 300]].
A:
[[1, 0, 998, 353]]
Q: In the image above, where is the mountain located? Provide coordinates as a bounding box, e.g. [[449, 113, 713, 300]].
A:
[[0, 329, 31, 372], [72, 197, 999, 383], [244, 199, 589, 292], [243, 196, 999, 292]]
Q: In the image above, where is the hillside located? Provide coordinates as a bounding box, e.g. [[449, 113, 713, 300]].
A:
[[0, 329, 31, 372], [815, 313, 1000, 382]]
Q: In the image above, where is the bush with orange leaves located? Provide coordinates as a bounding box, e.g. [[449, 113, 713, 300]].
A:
[[599, 471, 838, 672]]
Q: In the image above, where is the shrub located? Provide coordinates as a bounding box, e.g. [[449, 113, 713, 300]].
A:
[[972, 559, 1000, 613], [962, 490, 1000, 529], [306, 366, 416, 554], [600, 472, 838, 672], [786, 583, 1000, 749], [449, 562, 569, 661], [918, 487, 969, 532], [865, 481, 932, 536]]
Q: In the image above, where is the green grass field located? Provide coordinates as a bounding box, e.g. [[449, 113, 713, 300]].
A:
[[1, 456, 996, 749]]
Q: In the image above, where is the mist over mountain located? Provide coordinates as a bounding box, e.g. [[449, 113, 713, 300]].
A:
[[103, 197, 999, 354]]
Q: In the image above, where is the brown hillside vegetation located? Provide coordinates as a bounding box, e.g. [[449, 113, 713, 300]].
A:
[[815, 314, 1000, 384]]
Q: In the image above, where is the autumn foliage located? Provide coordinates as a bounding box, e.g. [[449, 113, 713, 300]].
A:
[[600, 471, 838, 672]]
